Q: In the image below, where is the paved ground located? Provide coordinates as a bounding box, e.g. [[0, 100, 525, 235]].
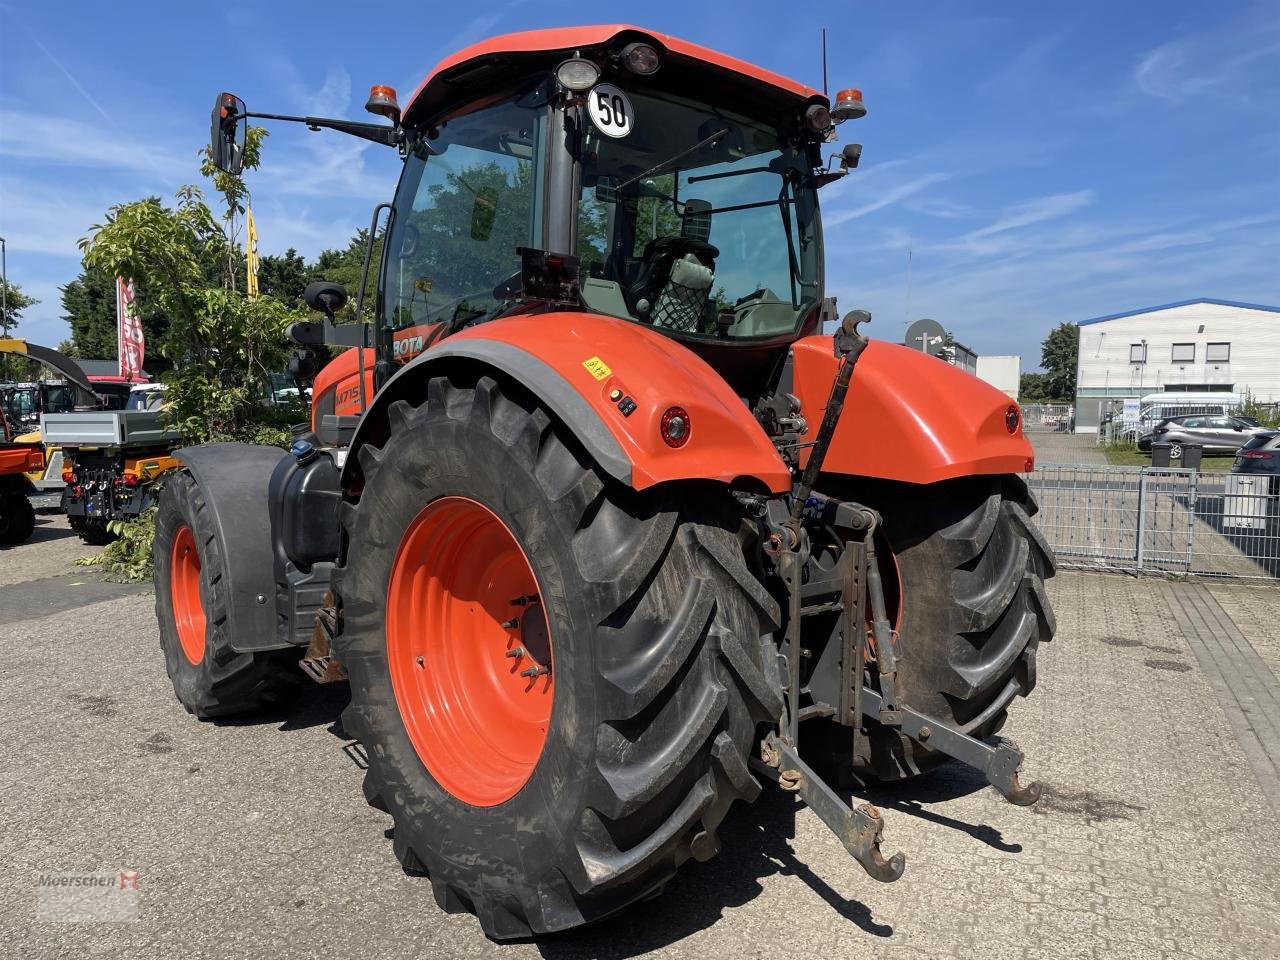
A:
[[3, 515, 1280, 960], [1026, 429, 1108, 465]]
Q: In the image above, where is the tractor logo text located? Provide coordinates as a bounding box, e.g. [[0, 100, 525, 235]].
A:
[[394, 335, 425, 361]]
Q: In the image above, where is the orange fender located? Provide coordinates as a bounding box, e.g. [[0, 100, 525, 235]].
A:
[[343, 312, 791, 494], [791, 336, 1034, 485]]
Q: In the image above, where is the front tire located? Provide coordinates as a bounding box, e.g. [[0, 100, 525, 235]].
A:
[[153, 471, 304, 717], [334, 374, 783, 939], [0, 492, 35, 545]]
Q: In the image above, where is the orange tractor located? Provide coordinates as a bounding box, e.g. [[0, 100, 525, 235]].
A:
[[158, 26, 1055, 939], [0, 406, 42, 544]]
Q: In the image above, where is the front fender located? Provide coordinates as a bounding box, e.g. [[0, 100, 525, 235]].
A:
[[342, 313, 791, 494], [791, 336, 1034, 484]]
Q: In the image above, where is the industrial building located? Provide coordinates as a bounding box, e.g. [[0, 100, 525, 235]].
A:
[[976, 355, 1020, 399], [1073, 298, 1280, 432]]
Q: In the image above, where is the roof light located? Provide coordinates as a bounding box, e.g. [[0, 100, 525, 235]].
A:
[[556, 58, 600, 92], [804, 103, 832, 134], [660, 407, 691, 448], [621, 42, 661, 75], [831, 88, 867, 122], [365, 85, 401, 123]]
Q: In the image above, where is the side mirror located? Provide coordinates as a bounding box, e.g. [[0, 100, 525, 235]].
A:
[[304, 280, 349, 317], [210, 92, 247, 175], [470, 187, 498, 242]]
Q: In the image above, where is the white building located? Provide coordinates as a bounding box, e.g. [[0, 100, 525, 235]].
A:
[[977, 355, 1020, 399], [1074, 298, 1280, 432]]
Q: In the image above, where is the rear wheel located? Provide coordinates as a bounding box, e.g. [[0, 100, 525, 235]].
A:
[[0, 491, 35, 545], [335, 374, 783, 939], [70, 516, 115, 546], [153, 471, 304, 717], [822, 474, 1056, 781]]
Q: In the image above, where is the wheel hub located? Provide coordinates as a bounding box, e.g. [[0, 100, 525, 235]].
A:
[[386, 496, 554, 807]]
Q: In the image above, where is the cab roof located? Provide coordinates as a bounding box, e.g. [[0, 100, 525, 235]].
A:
[[404, 25, 825, 126]]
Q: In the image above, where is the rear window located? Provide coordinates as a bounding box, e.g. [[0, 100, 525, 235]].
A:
[[1241, 433, 1278, 451]]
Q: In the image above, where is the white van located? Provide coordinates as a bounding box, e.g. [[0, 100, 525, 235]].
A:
[[1139, 391, 1242, 426]]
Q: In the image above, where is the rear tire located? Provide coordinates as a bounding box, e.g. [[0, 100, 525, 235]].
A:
[[71, 516, 116, 546], [0, 492, 35, 545], [826, 474, 1056, 781], [153, 471, 304, 718], [334, 374, 783, 939]]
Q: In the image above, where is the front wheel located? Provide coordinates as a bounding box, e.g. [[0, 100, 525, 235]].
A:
[[334, 374, 783, 939], [0, 491, 35, 545], [153, 471, 304, 717]]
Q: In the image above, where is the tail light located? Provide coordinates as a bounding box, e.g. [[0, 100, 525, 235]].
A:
[[61, 468, 77, 484], [1242, 451, 1274, 459], [121, 473, 141, 487], [660, 407, 691, 448]]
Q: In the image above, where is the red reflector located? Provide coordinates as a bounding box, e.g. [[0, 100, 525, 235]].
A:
[[61, 469, 77, 483], [1024, 456, 1035, 472], [660, 406, 691, 448], [122, 474, 140, 486]]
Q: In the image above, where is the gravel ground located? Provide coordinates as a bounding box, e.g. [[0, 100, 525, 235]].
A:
[[2, 515, 1279, 960]]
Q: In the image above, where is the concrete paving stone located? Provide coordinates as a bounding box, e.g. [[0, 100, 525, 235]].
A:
[[3, 522, 1280, 960]]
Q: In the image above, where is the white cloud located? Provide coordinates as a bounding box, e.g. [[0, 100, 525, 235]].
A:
[[825, 173, 951, 226], [0, 109, 189, 180], [961, 190, 1096, 243]]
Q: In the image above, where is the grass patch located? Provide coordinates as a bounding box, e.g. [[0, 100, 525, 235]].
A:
[[1101, 442, 1150, 466]]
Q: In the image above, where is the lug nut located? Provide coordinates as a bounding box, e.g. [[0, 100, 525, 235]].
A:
[[505, 647, 525, 659], [500, 618, 519, 629], [520, 665, 550, 678]]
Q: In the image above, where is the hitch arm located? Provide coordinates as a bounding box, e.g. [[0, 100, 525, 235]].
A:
[[861, 689, 1041, 805], [752, 734, 906, 883]]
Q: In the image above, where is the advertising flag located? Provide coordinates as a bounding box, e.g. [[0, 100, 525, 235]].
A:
[[246, 206, 260, 299], [116, 277, 145, 380]]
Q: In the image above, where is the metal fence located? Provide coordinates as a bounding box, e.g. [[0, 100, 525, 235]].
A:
[[1020, 403, 1073, 433], [1027, 464, 1280, 580]]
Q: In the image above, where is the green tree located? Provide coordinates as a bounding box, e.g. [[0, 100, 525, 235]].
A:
[[80, 126, 305, 444], [257, 247, 311, 305], [0, 280, 38, 336], [1040, 322, 1079, 401], [1019, 372, 1051, 403], [59, 264, 170, 369]]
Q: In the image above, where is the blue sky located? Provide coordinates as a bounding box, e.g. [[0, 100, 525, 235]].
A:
[[2, 1, 1277, 370]]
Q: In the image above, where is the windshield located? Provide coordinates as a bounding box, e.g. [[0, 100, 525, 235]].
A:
[[382, 93, 543, 339], [577, 89, 820, 340]]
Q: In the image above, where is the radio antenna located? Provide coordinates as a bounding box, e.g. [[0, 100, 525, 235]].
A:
[[821, 28, 829, 96]]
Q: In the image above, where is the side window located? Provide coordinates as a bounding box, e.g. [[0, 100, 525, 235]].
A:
[[1181, 417, 1205, 428], [382, 99, 541, 336]]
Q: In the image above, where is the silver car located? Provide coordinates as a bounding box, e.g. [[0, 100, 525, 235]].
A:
[[1145, 415, 1271, 459]]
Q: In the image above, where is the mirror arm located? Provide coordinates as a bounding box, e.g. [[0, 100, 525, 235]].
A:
[[244, 111, 406, 149]]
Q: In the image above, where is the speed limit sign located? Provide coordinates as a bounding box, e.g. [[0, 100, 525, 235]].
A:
[[587, 84, 634, 138]]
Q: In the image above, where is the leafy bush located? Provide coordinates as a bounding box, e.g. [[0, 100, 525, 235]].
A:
[[75, 507, 158, 582]]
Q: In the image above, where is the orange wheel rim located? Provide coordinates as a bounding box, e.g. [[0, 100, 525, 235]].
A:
[[387, 496, 554, 806], [170, 524, 207, 665]]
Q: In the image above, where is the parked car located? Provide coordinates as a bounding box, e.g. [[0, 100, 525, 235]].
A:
[[1232, 430, 1280, 495], [1135, 415, 1270, 458]]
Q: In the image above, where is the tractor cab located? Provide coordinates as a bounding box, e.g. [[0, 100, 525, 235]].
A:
[[375, 28, 865, 382]]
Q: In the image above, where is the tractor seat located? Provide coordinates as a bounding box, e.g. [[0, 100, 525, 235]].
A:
[[626, 236, 719, 328]]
